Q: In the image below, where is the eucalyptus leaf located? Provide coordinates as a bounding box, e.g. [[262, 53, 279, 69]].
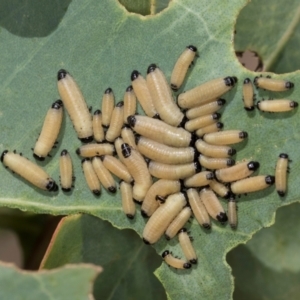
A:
[[0, 0, 300, 299]]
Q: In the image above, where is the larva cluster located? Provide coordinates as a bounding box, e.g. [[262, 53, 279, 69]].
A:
[[1, 45, 295, 271]]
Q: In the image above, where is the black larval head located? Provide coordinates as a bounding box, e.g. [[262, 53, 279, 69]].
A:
[[178, 228, 187, 233], [46, 180, 58, 192], [183, 263, 192, 269], [105, 87, 112, 94], [79, 136, 93, 143], [33, 153, 45, 161], [126, 85, 133, 92], [162, 250, 170, 258], [147, 64, 157, 74], [217, 98, 226, 106], [108, 186, 117, 193], [61, 149, 68, 156], [187, 45, 197, 52], [243, 78, 251, 84], [94, 109, 101, 115], [131, 70, 140, 81], [247, 161, 260, 171], [285, 81, 294, 89], [57, 69, 68, 80], [121, 143, 131, 158], [126, 214, 134, 219], [52, 99, 63, 109], [290, 101, 298, 108], [127, 115, 136, 127], [116, 101, 124, 107], [1, 150, 8, 162], [279, 153, 288, 159], [265, 175, 275, 185], [217, 212, 228, 223]]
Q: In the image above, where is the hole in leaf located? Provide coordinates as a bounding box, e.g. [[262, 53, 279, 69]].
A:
[[234, 0, 300, 73], [118, 0, 170, 16], [236, 50, 263, 72]]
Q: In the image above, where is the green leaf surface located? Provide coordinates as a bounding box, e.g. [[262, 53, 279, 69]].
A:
[[41, 214, 166, 300], [0, 262, 101, 300], [1, 0, 300, 299], [235, 0, 300, 72], [227, 202, 300, 300]]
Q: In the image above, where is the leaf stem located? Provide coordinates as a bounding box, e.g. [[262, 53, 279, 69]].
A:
[[264, 6, 300, 71]]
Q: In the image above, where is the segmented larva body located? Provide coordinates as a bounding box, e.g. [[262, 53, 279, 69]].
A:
[[59, 149, 73, 192], [136, 136, 195, 165], [184, 113, 221, 132], [101, 88, 115, 128], [254, 76, 294, 91], [121, 143, 152, 202], [198, 154, 235, 170], [1, 150, 58, 192], [33, 100, 63, 161], [131, 70, 158, 117], [215, 160, 260, 183], [165, 207, 192, 240], [148, 161, 200, 180], [141, 179, 181, 218], [128, 115, 192, 148], [186, 99, 226, 120], [123, 86, 137, 124], [203, 130, 248, 145], [147, 64, 184, 127], [121, 127, 137, 149], [199, 187, 228, 224], [170, 45, 197, 91], [242, 78, 255, 111], [195, 122, 223, 137], [178, 76, 237, 109], [92, 156, 116, 193], [105, 101, 124, 143], [178, 228, 197, 264], [81, 158, 101, 196], [143, 192, 187, 244], [162, 250, 191, 269], [228, 196, 237, 229], [195, 139, 236, 158], [93, 110, 105, 143], [275, 153, 289, 197], [183, 171, 214, 188], [257, 100, 298, 112], [120, 180, 135, 219], [187, 188, 211, 229], [101, 155, 133, 183], [230, 175, 275, 195], [57, 69, 93, 143]]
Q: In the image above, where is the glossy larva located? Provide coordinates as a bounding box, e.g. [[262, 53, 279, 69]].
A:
[[143, 192, 187, 244], [162, 250, 191, 269], [131, 70, 158, 117], [209, 179, 230, 199], [243, 78, 255, 111], [257, 100, 298, 112], [33, 100, 63, 161], [120, 180, 135, 219], [183, 171, 214, 188], [195, 122, 224, 137], [184, 113, 221, 132], [275, 153, 289, 197], [81, 158, 101, 196], [57, 69, 93, 143], [121, 126, 137, 149], [170, 45, 197, 91], [230, 175, 275, 194], [187, 188, 211, 229], [199, 187, 228, 224], [127, 115, 192, 148], [178, 76, 237, 109], [92, 156, 116, 193], [59, 149, 73, 192], [141, 179, 181, 218], [195, 139, 236, 158], [105, 101, 124, 143], [123, 86, 137, 124], [215, 160, 260, 183], [101, 155, 133, 183], [198, 154, 235, 170], [93, 110, 105, 143], [136, 136, 195, 164], [76, 143, 115, 158], [203, 130, 248, 145], [148, 161, 200, 180], [114, 137, 126, 164], [101, 88, 115, 128], [147, 64, 185, 127], [1, 150, 58, 192], [165, 207, 192, 240], [178, 228, 197, 264], [121, 143, 152, 202], [186, 99, 226, 120], [254, 76, 294, 91], [228, 195, 237, 229]]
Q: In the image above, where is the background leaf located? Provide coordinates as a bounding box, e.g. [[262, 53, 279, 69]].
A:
[[0, 262, 101, 300], [0, 0, 300, 299], [41, 214, 166, 300]]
